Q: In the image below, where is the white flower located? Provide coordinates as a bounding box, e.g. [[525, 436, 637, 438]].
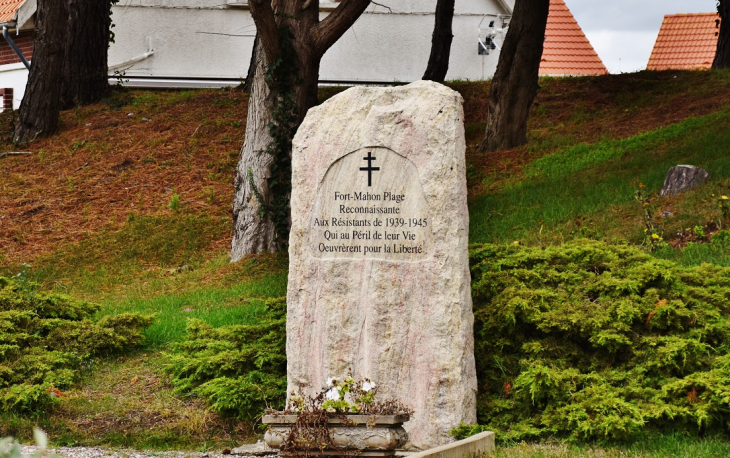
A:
[[362, 380, 376, 392], [325, 387, 340, 401], [326, 377, 335, 387]]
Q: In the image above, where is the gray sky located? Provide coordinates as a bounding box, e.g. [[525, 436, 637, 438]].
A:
[[564, 0, 718, 73]]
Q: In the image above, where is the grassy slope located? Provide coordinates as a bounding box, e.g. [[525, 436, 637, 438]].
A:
[[470, 110, 730, 251], [457, 71, 730, 266], [1, 71, 730, 453], [0, 88, 286, 448]]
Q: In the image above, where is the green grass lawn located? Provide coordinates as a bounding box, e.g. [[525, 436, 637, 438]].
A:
[[469, 109, 730, 262], [0, 213, 287, 448], [100, 271, 286, 347], [496, 434, 730, 458]]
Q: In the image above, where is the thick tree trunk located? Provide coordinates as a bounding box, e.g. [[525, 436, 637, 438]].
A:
[[241, 33, 259, 92], [714, 1, 730, 69], [478, 0, 549, 153], [423, 0, 455, 82], [230, 39, 321, 262], [14, 0, 68, 143], [292, 45, 321, 124], [230, 0, 371, 260], [61, 0, 112, 109], [231, 40, 278, 262]]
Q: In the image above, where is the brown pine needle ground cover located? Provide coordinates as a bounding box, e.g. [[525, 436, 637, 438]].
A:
[[0, 88, 247, 265], [3, 72, 729, 265]]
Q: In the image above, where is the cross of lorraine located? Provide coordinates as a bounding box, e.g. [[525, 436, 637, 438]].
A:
[[360, 151, 380, 187]]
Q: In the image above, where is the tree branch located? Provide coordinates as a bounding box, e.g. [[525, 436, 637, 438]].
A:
[[0, 151, 32, 159], [314, 0, 371, 56], [370, 2, 392, 12], [248, 0, 281, 63]]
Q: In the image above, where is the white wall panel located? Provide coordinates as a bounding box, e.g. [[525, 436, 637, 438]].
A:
[[109, 0, 506, 83]]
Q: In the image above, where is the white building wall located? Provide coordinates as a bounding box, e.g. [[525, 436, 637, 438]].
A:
[[109, 0, 508, 84], [0, 63, 28, 110], [0, 0, 510, 102], [320, 10, 502, 82], [110, 1, 255, 79]]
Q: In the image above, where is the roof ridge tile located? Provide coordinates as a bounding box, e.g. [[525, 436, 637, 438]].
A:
[[540, 0, 608, 76], [647, 12, 719, 70]]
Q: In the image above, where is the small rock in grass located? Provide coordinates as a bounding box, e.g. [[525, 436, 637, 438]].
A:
[[660, 165, 710, 198]]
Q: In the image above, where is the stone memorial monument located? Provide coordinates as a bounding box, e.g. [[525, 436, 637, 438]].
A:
[[287, 81, 476, 449]]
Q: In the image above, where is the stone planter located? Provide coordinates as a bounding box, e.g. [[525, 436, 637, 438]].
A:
[[262, 414, 409, 456]]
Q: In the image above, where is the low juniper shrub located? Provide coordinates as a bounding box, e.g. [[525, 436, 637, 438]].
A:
[[457, 240, 730, 443], [0, 277, 154, 413], [166, 297, 287, 421], [166, 240, 730, 443]]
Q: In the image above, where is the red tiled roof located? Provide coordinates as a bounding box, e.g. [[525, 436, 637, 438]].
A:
[[540, 0, 608, 76], [0, 0, 22, 23], [646, 13, 719, 71]]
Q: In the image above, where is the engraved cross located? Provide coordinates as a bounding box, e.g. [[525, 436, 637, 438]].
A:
[[359, 151, 380, 187]]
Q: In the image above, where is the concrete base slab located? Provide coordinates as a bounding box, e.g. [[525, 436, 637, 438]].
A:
[[231, 440, 277, 456], [404, 432, 495, 458], [232, 431, 495, 457]]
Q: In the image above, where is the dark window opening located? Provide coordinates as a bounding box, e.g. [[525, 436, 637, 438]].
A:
[[478, 38, 497, 55]]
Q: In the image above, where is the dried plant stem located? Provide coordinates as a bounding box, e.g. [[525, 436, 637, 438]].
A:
[[0, 151, 32, 159]]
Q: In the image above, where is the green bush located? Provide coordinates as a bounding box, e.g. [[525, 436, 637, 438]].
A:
[[0, 277, 154, 412], [164, 241, 730, 441], [166, 297, 286, 421], [464, 240, 730, 443]]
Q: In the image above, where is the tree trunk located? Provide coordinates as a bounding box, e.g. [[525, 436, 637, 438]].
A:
[[14, 0, 68, 143], [714, 0, 730, 69], [230, 0, 371, 260], [291, 44, 321, 124], [241, 33, 259, 92], [423, 0, 455, 82], [61, 0, 112, 109], [231, 39, 278, 262], [478, 0, 549, 153]]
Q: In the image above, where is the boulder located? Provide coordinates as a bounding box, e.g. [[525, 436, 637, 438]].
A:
[[660, 165, 710, 198]]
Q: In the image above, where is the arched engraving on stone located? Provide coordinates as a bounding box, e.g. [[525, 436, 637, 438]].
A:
[[308, 147, 431, 260]]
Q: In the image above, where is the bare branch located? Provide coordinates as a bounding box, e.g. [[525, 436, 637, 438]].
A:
[[314, 0, 372, 56], [370, 2, 392, 12], [249, 0, 281, 63], [194, 32, 256, 37], [0, 151, 32, 159]]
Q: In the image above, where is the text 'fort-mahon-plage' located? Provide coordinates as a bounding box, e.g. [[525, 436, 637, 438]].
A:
[[308, 147, 431, 260]]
